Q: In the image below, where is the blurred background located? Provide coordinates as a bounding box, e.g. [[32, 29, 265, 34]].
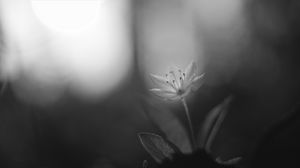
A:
[[0, 0, 300, 167]]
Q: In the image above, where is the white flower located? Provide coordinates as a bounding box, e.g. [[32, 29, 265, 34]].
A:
[[150, 61, 204, 101]]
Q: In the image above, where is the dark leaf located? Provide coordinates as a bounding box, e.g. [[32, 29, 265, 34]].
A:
[[199, 96, 233, 151], [216, 157, 242, 165], [143, 160, 148, 168], [138, 132, 177, 163]]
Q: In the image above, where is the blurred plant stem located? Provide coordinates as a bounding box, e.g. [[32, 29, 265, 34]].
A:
[[181, 98, 197, 151], [0, 81, 7, 95]]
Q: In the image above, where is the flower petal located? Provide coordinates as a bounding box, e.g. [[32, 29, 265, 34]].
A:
[[166, 95, 182, 101], [150, 74, 175, 92], [180, 88, 192, 98], [192, 73, 204, 83], [184, 73, 204, 92], [150, 88, 178, 100], [184, 61, 197, 81], [191, 73, 204, 89]]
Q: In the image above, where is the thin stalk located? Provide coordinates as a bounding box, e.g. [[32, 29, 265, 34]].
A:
[[181, 98, 197, 151]]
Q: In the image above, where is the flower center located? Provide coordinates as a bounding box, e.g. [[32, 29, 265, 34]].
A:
[[177, 89, 184, 95], [164, 69, 186, 91]]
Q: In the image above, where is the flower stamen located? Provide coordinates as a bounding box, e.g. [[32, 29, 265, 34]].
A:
[[169, 70, 180, 89], [172, 79, 178, 89], [165, 79, 177, 90], [179, 76, 184, 88]]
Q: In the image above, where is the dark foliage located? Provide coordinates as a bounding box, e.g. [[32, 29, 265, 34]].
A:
[[159, 149, 236, 168], [251, 103, 300, 168]]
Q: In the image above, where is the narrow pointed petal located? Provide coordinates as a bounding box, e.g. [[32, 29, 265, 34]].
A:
[[150, 88, 178, 100], [190, 73, 205, 91], [184, 61, 197, 81], [150, 88, 177, 96], [166, 95, 182, 101], [192, 73, 204, 83], [138, 132, 176, 163], [150, 74, 175, 91], [182, 73, 204, 91], [150, 74, 167, 86]]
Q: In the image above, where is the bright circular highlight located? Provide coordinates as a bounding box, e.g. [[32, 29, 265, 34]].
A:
[[31, 0, 101, 32]]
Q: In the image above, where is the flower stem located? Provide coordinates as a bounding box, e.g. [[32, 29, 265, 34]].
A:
[[181, 98, 197, 151]]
